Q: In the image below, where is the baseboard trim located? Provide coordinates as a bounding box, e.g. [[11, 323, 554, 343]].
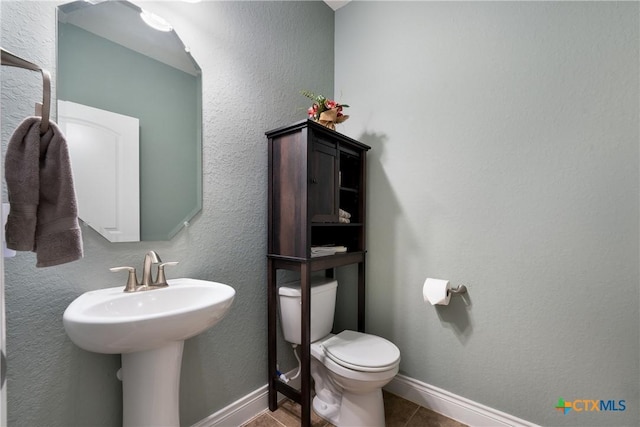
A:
[[191, 371, 301, 427], [192, 372, 538, 427], [191, 384, 268, 427], [384, 374, 539, 427]]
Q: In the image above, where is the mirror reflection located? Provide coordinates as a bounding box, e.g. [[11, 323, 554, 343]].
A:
[[57, 0, 202, 242]]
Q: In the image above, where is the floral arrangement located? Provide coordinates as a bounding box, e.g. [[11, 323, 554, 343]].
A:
[[301, 90, 349, 130]]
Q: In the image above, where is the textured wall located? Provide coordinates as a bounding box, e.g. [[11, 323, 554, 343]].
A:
[[1, 1, 333, 426], [335, 2, 639, 426]]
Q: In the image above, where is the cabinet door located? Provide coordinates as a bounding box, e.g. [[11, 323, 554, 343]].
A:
[[310, 141, 339, 222]]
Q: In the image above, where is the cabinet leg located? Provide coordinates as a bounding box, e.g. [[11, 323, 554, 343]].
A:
[[358, 260, 365, 332], [267, 259, 278, 411], [300, 264, 312, 427]]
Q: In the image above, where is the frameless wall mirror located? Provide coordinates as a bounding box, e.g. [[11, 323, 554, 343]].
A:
[[56, 0, 202, 242]]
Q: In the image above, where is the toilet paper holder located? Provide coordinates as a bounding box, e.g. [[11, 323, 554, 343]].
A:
[[423, 278, 468, 306], [448, 284, 467, 296]]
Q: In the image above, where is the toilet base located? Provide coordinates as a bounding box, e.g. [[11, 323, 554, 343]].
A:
[[313, 389, 385, 427], [313, 395, 340, 424]]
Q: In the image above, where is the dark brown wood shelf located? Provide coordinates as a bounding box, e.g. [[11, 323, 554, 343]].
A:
[[266, 120, 370, 427], [311, 222, 363, 226], [340, 186, 359, 193], [268, 251, 366, 271]]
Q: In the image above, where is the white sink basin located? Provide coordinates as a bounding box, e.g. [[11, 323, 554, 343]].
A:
[[63, 278, 235, 354]]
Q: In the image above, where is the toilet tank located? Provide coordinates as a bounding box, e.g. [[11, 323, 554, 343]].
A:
[[278, 278, 338, 345]]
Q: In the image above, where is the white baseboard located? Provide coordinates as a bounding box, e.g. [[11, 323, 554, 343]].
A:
[[191, 371, 301, 427], [191, 384, 269, 427], [384, 374, 539, 427], [192, 372, 538, 427]]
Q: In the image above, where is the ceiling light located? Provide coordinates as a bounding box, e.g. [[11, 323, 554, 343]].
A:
[[140, 10, 173, 32]]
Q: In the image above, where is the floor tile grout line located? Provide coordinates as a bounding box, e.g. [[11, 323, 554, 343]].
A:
[[402, 403, 421, 427], [265, 411, 288, 427]]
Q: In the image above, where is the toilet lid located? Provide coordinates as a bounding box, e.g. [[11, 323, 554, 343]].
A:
[[322, 330, 400, 372]]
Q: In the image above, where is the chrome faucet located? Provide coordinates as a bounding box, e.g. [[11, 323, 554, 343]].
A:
[[110, 251, 179, 292]]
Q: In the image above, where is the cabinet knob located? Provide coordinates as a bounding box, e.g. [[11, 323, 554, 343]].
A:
[[311, 178, 318, 184]]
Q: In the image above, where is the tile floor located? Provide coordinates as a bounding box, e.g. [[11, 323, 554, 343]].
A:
[[241, 391, 467, 427]]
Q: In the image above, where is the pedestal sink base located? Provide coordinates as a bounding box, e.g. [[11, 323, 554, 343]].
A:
[[121, 341, 184, 427]]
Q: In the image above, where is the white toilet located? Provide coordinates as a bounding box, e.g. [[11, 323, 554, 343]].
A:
[[278, 278, 401, 427]]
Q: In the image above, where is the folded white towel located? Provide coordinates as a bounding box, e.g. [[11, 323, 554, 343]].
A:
[[311, 245, 347, 257], [339, 208, 351, 219]]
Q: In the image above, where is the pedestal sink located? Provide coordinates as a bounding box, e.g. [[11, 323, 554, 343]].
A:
[[63, 278, 235, 427]]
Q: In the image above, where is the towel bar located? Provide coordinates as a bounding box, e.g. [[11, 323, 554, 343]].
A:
[[1, 47, 51, 134]]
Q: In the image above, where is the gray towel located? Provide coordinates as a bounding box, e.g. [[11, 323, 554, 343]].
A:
[[5, 116, 83, 267]]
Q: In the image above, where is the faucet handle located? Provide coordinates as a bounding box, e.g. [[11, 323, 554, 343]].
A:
[[155, 261, 179, 286], [110, 266, 139, 293]]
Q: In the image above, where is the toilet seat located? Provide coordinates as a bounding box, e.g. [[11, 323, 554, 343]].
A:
[[321, 330, 400, 373]]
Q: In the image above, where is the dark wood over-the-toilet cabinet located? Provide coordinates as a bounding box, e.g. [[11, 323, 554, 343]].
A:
[[266, 120, 370, 427]]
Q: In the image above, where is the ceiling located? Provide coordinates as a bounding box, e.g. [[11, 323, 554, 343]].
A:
[[323, 1, 351, 11]]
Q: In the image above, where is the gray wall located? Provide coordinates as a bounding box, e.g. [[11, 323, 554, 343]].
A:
[[335, 1, 638, 426], [1, 1, 333, 426]]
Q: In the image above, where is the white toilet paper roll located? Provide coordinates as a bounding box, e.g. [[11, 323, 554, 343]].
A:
[[423, 278, 451, 305]]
